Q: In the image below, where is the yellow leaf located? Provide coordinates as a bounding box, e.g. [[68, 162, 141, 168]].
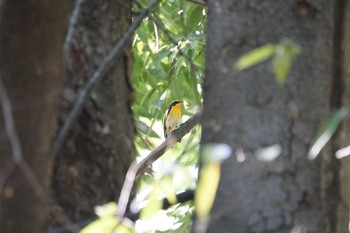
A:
[[234, 44, 275, 71], [195, 162, 221, 218]]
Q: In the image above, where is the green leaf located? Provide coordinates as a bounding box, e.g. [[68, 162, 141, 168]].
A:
[[140, 86, 157, 106], [137, 27, 150, 44], [186, 7, 203, 30], [80, 203, 132, 233], [135, 120, 160, 138], [308, 108, 349, 160], [272, 39, 301, 85], [140, 197, 163, 220], [134, 105, 152, 118], [195, 162, 220, 218], [272, 52, 292, 85], [195, 143, 232, 218], [234, 44, 275, 71], [151, 48, 171, 67]]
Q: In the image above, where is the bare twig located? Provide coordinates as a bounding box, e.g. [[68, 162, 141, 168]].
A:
[[53, 0, 161, 157], [0, 78, 23, 163], [0, 77, 46, 222], [63, 0, 85, 73], [0, 160, 15, 222], [116, 112, 201, 220], [18, 160, 46, 199], [47, 112, 200, 232]]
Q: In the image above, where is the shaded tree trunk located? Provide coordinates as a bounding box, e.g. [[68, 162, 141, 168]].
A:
[[51, 0, 135, 225], [202, 0, 350, 232], [0, 1, 69, 233]]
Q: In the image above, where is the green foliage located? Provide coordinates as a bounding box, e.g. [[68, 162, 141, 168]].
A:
[[308, 108, 349, 160], [132, 0, 206, 232], [135, 164, 196, 232], [234, 44, 275, 71], [80, 203, 132, 233], [272, 39, 301, 84], [132, 0, 205, 133]]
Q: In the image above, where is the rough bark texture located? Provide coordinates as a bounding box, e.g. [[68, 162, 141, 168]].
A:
[[336, 1, 350, 233], [0, 1, 69, 233], [51, 0, 135, 225], [202, 0, 350, 232]]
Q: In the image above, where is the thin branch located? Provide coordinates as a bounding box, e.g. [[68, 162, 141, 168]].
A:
[[116, 112, 201, 220], [63, 0, 85, 73], [0, 160, 15, 223], [0, 77, 47, 219], [0, 77, 23, 163], [52, 0, 161, 157], [18, 161, 46, 200], [138, 113, 201, 175], [47, 112, 200, 232]]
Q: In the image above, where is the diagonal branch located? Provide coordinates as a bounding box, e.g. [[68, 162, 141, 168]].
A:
[[116, 112, 201, 220], [53, 0, 161, 157], [0, 77, 23, 163], [63, 0, 85, 73], [47, 113, 201, 233], [0, 77, 47, 215]]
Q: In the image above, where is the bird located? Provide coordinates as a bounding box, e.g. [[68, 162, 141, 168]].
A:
[[163, 100, 183, 139]]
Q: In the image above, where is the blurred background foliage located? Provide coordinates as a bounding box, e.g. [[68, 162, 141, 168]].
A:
[[83, 0, 206, 232], [132, 0, 205, 140], [131, 0, 206, 231]]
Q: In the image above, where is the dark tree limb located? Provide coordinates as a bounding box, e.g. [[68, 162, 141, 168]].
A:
[[47, 112, 200, 233], [52, 0, 161, 157]]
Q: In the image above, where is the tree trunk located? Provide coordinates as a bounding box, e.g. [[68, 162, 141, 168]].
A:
[[0, 1, 69, 233], [51, 0, 135, 225], [202, 0, 350, 232]]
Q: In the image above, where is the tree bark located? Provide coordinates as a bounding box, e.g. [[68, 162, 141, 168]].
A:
[[51, 0, 135, 225], [202, 0, 350, 232], [0, 1, 69, 233]]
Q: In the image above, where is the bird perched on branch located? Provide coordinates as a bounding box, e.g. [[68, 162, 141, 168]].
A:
[[163, 100, 183, 138]]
